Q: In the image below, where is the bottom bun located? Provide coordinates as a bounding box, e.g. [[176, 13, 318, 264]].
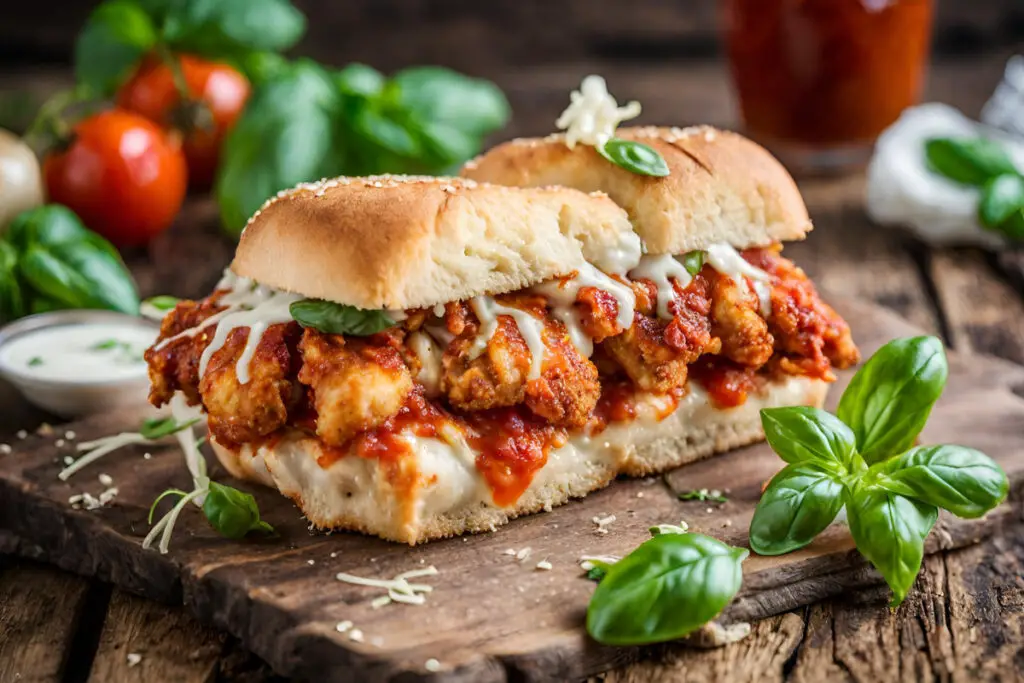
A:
[[212, 376, 827, 544]]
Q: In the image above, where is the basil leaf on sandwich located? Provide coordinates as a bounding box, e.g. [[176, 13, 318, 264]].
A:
[[597, 139, 669, 178], [681, 250, 706, 276], [290, 298, 395, 335]]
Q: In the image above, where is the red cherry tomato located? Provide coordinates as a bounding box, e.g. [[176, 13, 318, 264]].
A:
[[117, 54, 250, 188], [43, 109, 187, 247]]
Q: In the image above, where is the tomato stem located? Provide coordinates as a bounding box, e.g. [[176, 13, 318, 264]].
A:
[[156, 44, 192, 102], [23, 85, 94, 155]]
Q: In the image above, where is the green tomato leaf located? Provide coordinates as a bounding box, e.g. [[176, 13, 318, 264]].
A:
[[74, 0, 159, 95], [216, 61, 341, 237], [597, 139, 670, 177], [202, 481, 275, 539], [748, 462, 845, 556], [161, 0, 306, 55], [978, 174, 1024, 240], [139, 416, 199, 440], [872, 444, 1009, 519], [760, 406, 856, 470], [682, 250, 706, 276], [925, 137, 1018, 187], [586, 533, 747, 645], [846, 485, 937, 606], [289, 299, 395, 336], [836, 336, 948, 465], [390, 66, 510, 137]]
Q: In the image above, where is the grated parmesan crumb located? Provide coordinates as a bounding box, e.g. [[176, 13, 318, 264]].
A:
[[0, 444, 11, 455], [64, 431, 76, 440], [98, 473, 113, 487], [63, 456, 74, 465], [55, 439, 66, 448], [515, 547, 532, 562], [143, 452, 152, 460], [536, 560, 553, 571], [335, 620, 353, 633], [425, 658, 441, 672], [636, 491, 644, 498], [330, 552, 338, 558], [16, 430, 27, 439], [126, 653, 142, 667], [348, 628, 364, 642], [503, 548, 517, 556], [592, 514, 616, 534]]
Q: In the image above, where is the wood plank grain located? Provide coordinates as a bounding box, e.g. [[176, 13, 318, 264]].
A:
[[0, 562, 91, 683], [86, 590, 223, 683], [0, 297, 1021, 683], [929, 249, 1024, 365]]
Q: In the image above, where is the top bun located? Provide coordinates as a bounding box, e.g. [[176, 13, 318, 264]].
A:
[[231, 175, 639, 310], [461, 126, 811, 254]]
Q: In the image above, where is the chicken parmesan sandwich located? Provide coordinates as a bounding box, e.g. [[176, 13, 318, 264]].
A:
[[144, 164, 856, 544]]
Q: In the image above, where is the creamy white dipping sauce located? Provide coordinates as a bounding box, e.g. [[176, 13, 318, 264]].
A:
[[0, 322, 156, 383]]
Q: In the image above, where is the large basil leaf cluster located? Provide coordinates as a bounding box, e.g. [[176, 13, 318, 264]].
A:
[[216, 61, 510, 236], [750, 336, 1008, 605], [75, 0, 306, 96], [0, 205, 139, 321]]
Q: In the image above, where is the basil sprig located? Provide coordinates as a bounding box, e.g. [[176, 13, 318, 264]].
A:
[[925, 136, 1024, 240], [140, 416, 200, 440], [597, 139, 669, 178], [289, 298, 396, 336], [0, 205, 140, 322], [149, 481, 274, 541], [586, 533, 747, 645], [749, 336, 1009, 605]]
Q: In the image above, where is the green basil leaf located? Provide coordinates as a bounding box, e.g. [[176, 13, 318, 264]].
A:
[[748, 462, 844, 556], [846, 485, 937, 606], [233, 51, 291, 87], [202, 481, 275, 539], [335, 63, 385, 99], [352, 108, 421, 158], [30, 297, 64, 315], [760, 406, 856, 470], [390, 66, 510, 137], [413, 120, 480, 169], [289, 299, 395, 336], [140, 416, 200, 440], [74, 0, 158, 95], [161, 0, 306, 55], [872, 444, 1009, 519], [979, 174, 1024, 240], [586, 533, 747, 645], [216, 61, 341, 236], [586, 563, 610, 582], [836, 336, 948, 465], [925, 137, 1018, 187], [8, 205, 139, 314], [142, 295, 180, 312], [0, 241, 25, 323], [597, 139, 670, 178], [682, 250, 706, 276]]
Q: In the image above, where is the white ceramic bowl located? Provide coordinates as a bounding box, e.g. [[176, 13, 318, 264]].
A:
[[0, 310, 159, 418]]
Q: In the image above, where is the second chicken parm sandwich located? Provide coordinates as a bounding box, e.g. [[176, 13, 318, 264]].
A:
[[145, 165, 857, 544]]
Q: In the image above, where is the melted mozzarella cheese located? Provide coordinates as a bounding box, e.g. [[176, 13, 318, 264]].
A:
[[468, 296, 547, 380], [533, 262, 636, 357], [705, 244, 773, 316], [198, 288, 300, 384], [628, 254, 693, 320], [591, 229, 643, 276], [409, 331, 443, 396]]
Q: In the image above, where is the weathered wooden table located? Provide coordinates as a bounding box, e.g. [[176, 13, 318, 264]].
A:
[[2, 54, 1024, 682]]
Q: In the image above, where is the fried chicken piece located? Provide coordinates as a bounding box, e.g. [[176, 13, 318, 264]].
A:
[[441, 307, 599, 428], [200, 323, 302, 445], [576, 286, 626, 343], [146, 292, 229, 406], [744, 246, 860, 376], [602, 276, 717, 393], [706, 269, 774, 368], [298, 329, 413, 447]]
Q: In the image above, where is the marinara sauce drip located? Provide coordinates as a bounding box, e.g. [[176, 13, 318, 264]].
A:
[[466, 406, 565, 507], [317, 391, 448, 468], [689, 358, 761, 409]]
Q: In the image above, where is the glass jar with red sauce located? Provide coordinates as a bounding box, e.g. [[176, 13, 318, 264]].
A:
[[723, 0, 934, 175]]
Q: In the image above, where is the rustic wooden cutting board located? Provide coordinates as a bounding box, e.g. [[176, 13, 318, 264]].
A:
[[1, 297, 1022, 683]]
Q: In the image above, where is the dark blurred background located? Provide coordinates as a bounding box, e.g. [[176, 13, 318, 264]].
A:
[[3, 0, 1024, 138]]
